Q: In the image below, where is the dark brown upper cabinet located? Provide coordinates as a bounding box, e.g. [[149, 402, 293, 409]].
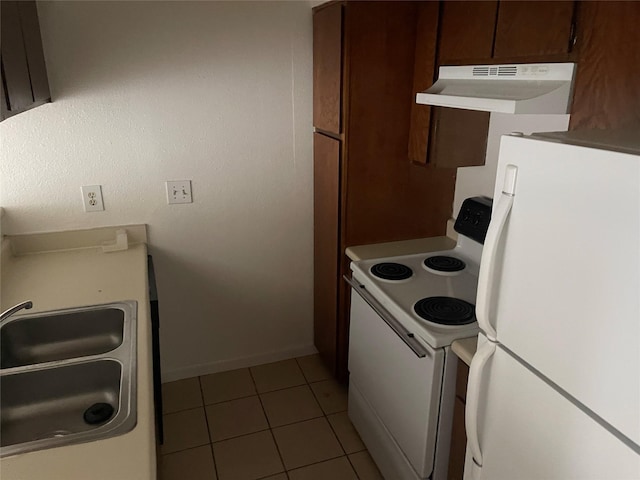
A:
[[409, 0, 577, 168], [410, 1, 495, 167], [408, 1, 440, 164], [569, 1, 640, 131], [420, 0, 497, 169], [428, 108, 491, 169], [436, 0, 576, 66], [313, 3, 342, 136], [1, 1, 51, 121], [493, 1, 576, 61], [437, 1, 498, 66]]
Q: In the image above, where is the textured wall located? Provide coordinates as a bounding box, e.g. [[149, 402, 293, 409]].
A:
[[0, 1, 314, 380], [452, 114, 570, 217]]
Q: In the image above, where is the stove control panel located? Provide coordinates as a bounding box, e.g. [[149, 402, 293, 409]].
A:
[[454, 196, 493, 244]]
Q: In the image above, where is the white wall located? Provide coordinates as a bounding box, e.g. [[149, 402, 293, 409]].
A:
[[0, 1, 314, 381], [452, 114, 571, 216]]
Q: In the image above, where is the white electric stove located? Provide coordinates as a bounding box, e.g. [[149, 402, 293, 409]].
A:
[[350, 234, 482, 349], [346, 197, 492, 480]]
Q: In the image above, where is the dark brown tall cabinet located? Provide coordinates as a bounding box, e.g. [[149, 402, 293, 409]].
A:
[[313, 1, 456, 381]]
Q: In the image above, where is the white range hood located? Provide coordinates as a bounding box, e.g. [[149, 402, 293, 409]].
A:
[[416, 63, 576, 114]]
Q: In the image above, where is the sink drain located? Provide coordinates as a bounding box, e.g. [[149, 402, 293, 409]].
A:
[[83, 403, 115, 425]]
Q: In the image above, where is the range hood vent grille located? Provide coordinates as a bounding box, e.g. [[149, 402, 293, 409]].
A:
[[472, 65, 518, 77], [416, 63, 576, 114]]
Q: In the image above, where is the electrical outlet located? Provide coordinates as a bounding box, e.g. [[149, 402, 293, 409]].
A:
[[166, 180, 193, 204], [81, 185, 104, 212]]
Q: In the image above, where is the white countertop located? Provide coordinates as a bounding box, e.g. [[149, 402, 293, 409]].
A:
[[344, 232, 479, 367], [0, 231, 156, 480], [451, 336, 478, 366], [345, 236, 456, 261]]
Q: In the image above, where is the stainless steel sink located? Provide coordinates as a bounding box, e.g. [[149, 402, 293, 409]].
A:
[[0, 307, 125, 368], [0, 301, 137, 457]]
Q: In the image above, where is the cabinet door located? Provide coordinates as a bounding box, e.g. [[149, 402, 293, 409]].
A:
[[414, 2, 495, 168], [313, 133, 341, 374], [313, 3, 342, 135], [493, 1, 575, 60], [449, 359, 470, 479], [448, 396, 467, 480], [428, 108, 490, 168], [437, 1, 498, 65], [569, 1, 640, 130], [2, 1, 33, 115], [1, 0, 50, 120], [344, 0, 454, 245], [408, 1, 439, 164]]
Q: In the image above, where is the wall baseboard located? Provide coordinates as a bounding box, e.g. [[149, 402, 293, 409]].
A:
[[161, 343, 319, 383]]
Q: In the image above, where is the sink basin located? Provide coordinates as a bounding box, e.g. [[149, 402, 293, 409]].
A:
[[0, 307, 125, 368], [0, 301, 137, 457], [0, 360, 135, 452]]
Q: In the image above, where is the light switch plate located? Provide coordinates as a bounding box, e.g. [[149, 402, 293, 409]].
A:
[[166, 180, 192, 204]]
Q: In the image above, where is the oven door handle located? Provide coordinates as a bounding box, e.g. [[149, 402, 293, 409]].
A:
[[344, 275, 429, 358]]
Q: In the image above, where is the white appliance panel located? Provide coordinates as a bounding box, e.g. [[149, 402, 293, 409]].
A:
[[348, 292, 444, 478], [350, 244, 481, 349], [485, 135, 640, 446], [349, 381, 421, 480], [464, 338, 640, 480]]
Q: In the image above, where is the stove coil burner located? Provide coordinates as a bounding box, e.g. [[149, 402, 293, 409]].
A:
[[423, 256, 466, 274], [370, 263, 413, 281], [414, 297, 476, 326]]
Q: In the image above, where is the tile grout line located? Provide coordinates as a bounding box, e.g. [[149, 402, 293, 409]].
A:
[[160, 421, 358, 464], [164, 403, 347, 452], [162, 404, 207, 417], [293, 357, 355, 476], [303, 363, 348, 457], [333, 384, 368, 479], [325, 412, 349, 456], [249, 365, 289, 478], [160, 381, 210, 456], [285, 453, 352, 476], [165, 363, 332, 413], [163, 357, 357, 478], [346, 450, 365, 480], [299, 357, 332, 428], [160, 442, 214, 457], [295, 356, 312, 385], [212, 426, 273, 444], [296, 358, 364, 479], [197, 375, 220, 480], [258, 407, 325, 430]]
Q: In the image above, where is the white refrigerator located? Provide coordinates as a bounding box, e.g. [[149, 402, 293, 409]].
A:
[[464, 131, 640, 480]]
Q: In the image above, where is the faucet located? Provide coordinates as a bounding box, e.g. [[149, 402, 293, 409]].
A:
[[0, 301, 33, 321]]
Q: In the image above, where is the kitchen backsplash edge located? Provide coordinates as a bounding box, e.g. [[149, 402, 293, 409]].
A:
[[6, 224, 148, 255]]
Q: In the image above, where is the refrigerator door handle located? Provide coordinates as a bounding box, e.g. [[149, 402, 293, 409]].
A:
[[476, 164, 518, 341], [465, 339, 497, 469]]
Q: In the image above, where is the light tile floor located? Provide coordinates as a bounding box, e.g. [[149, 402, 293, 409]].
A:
[[159, 354, 384, 480]]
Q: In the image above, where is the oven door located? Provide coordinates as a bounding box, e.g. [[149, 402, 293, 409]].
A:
[[347, 281, 444, 478]]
